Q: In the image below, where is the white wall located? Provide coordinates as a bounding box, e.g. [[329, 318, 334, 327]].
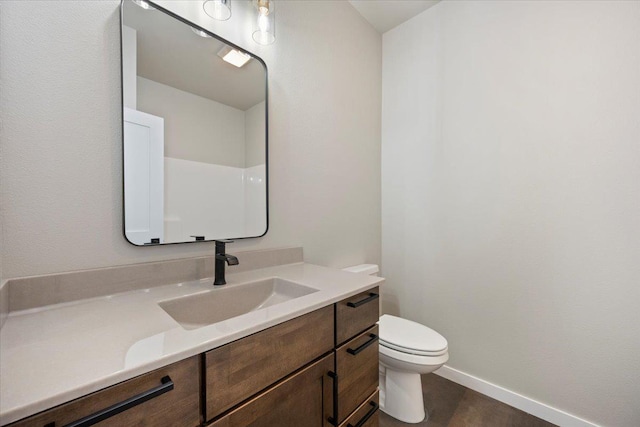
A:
[[0, 0, 381, 278], [137, 77, 246, 168], [121, 26, 137, 109], [244, 164, 267, 237], [164, 158, 245, 242], [382, 1, 640, 426]]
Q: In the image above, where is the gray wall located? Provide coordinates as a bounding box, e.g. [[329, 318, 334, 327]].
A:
[[245, 101, 266, 168], [0, 0, 381, 278], [137, 77, 246, 168], [381, 1, 640, 426]]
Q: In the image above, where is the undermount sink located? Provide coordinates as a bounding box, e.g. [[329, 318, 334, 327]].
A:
[[158, 278, 318, 330]]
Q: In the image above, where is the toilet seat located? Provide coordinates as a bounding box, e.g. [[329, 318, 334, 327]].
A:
[[378, 314, 448, 356], [379, 339, 448, 357], [379, 342, 449, 366]]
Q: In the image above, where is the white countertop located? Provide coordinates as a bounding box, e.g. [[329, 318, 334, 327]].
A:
[[0, 262, 383, 425]]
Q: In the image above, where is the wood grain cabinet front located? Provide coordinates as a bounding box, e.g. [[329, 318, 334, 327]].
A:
[[8, 356, 201, 427], [335, 325, 379, 424], [339, 391, 379, 427], [205, 305, 334, 421], [208, 353, 335, 427], [335, 287, 380, 346]]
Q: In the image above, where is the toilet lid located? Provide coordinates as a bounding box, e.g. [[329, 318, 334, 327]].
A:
[[378, 314, 448, 356]]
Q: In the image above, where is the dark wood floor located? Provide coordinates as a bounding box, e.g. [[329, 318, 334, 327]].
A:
[[379, 374, 557, 427]]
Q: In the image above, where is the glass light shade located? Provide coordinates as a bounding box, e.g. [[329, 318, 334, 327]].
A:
[[252, 0, 275, 45], [203, 0, 231, 21]]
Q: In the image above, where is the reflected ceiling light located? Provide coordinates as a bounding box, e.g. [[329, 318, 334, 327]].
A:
[[252, 0, 275, 45], [191, 27, 212, 38], [203, 0, 232, 21], [217, 46, 251, 68], [132, 0, 155, 10]]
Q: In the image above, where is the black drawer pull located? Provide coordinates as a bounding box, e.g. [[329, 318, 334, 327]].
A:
[[347, 401, 379, 427], [347, 334, 378, 356], [64, 376, 174, 427], [327, 371, 339, 426], [346, 293, 379, 308]]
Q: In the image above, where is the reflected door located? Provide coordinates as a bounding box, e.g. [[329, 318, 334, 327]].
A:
[[124, 107, 165, 244]]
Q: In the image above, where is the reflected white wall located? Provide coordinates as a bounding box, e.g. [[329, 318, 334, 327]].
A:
[[164, 159, 266, 242]]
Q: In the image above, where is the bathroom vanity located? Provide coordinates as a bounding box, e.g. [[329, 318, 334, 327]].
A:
[[0, 259, 382, 427]]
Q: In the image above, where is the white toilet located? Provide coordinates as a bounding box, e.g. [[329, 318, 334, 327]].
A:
[[342, 264, 449, 424]]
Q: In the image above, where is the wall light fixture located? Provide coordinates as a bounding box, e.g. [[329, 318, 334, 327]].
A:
[[252, 0, 275, 45], [203, 0, 232, 21]]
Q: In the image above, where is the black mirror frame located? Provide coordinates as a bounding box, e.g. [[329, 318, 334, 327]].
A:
[[119, 0, 269, 246]]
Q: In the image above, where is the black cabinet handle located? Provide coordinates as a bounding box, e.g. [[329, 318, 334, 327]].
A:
[[327, 371, 339, 426], [347, 334, 378, 356], [63, 376, 174, 427], [347, 401, 379, 427], [346, 293, 379, 308]]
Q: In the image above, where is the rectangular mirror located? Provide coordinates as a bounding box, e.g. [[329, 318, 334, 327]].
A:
[[121, 0, 268, 246]]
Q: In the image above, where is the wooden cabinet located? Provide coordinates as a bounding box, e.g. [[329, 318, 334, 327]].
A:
[[208, 354, 335, 427], [205, 291, 379, 427], [336, 287, 380, 346], [335, 326, 379, 423], [333, 288, 380, 425], [339, 391, 379, 427], [9, 356, 201, 427], [9, 286, 380, 427], [205, 306, 334, 420]]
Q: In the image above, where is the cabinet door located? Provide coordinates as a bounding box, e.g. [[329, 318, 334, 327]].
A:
[[336, 325, 379, 423], [336, 287, 379, 345], [339, 391, 379, 427], [206, 305, 334, 420], [9, 356, 200, 427], [208, 353, 335, 427]]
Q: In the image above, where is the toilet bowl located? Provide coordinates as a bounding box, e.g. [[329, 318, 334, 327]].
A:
[[342, 264, 449, 424], [378, 314, 448, 423]]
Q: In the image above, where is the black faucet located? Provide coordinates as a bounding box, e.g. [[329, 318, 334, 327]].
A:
[[214, 240, 239, 286]]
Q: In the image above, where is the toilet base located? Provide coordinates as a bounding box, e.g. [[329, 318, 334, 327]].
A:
[[379, 367, 427, 423]]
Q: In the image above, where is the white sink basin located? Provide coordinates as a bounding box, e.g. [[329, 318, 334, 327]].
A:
[[158, 278, 318, 330]]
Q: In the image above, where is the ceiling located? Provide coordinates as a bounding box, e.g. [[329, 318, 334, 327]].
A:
[[349, 0, 440, 33], [123, 0, 265, 111]]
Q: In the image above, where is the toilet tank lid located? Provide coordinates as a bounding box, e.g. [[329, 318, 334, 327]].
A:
[[342, 264, 379, 275]]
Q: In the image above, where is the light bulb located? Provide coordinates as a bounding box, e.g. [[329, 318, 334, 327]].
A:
[[258, 13, 269, 33], [252, 0, 275, 45]]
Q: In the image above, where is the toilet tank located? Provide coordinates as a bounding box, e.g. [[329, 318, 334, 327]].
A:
[[342, 264, 379, 276]]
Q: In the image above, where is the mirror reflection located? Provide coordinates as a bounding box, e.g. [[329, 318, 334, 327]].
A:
[[121, 0, 268, 246]]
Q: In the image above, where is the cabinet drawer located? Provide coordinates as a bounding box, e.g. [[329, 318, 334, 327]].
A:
[[336, 287, 379, 345], [339, 391, 379, 427], [205, 305, 334, 420], [336, 325, 379, 423], [9, 356, 200, 427], [208, 353, 335, 427]]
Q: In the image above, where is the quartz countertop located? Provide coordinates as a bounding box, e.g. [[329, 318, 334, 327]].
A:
[[0, 262, 383, 425]]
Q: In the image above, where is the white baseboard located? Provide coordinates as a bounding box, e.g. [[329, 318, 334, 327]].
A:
[[434, 365, 600, 427]]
